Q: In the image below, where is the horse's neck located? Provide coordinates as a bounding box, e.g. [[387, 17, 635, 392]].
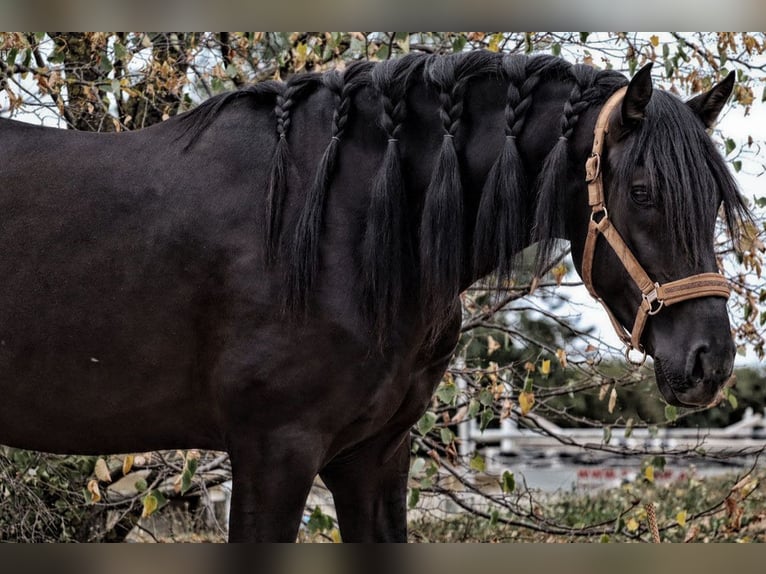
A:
[[457, 77, 578, 288]]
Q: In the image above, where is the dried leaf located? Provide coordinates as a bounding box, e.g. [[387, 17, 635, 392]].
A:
[[555, 348, 568, 368], [519, 391, 535, 415], [94, 458, 112, 483], [87, 479, 101, 503], [486, 335, 501, 356], [684, 525, 699, 542], [608, 387, 618, 414], [650, 35, 660, 47], [142, 492, 159, 518]]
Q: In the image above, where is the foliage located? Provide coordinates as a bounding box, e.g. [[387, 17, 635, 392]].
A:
[[0, 31, 764, 541]]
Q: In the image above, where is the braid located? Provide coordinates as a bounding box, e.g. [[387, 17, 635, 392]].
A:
[[473, 54, 529, 279], [420, 55, 471, 326], [264, 75, 319, 266], [287, 63, 372, 314], [362, 55, 419, 342], [532, 63, 600, 269]]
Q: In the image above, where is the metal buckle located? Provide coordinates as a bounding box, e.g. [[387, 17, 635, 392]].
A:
[[625, 344, 647, 367], [642, 283, 664, 316]]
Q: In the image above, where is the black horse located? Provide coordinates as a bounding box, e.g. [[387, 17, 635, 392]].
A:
[[0, 51, 748, 541]]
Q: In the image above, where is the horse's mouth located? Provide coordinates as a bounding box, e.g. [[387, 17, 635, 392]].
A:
[[653, 356, 723, 408]]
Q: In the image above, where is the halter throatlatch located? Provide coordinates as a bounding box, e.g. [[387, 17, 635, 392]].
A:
[[581, 86, 731, 366]]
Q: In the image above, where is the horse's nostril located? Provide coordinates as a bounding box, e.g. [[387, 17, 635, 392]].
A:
[[690, 344, 709, 382]]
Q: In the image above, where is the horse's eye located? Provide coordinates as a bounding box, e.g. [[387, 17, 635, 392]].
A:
[[630, 185, 652, 206]]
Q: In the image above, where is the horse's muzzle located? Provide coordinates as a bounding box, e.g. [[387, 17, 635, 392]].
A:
[[653, 338, 735, 407]]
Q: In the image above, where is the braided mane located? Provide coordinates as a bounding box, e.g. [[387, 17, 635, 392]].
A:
[[177, 51, 746, 344]]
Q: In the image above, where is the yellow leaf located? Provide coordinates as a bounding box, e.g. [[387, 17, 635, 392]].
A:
[[519, 391, 535, 415], [122, 454, 134, 475], [330, 528, 342, 543], [626, 517, 639, 532], [645, 465, 655, 483], [487, 335, 501, 356], [87, 479, 101, 503], [94, 457, 112, 483], [650, 35, 660, 47], [142, 493, 159, 518], [540, 359, 551, 376], [676, 510, 687, 527], [608, 388, 617, 414], [552, 263, 567, 286]]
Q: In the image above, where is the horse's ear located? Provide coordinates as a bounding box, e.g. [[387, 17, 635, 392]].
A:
[[621, 63, 654, 126], [687, 72, 735, 129]]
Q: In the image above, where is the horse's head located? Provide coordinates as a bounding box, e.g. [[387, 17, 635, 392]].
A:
[[570, 65, 748, 408]]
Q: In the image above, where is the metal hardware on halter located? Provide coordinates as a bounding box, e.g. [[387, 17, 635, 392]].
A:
[[624, 344, 647, 367], [580, 86, 731, 366], [642, 284, 664, 316]]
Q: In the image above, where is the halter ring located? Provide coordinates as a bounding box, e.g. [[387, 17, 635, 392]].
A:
[[624, 344, 648, 367], [590, 206, 608, 224]]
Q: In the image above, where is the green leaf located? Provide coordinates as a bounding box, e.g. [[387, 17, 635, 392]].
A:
[[489, 509, 499, 526], [436, 382, 457, 406], [665, 404, 678, 422], [624, 418, 634, 438], [467, 398, 481, 419], [452, 35, 467, 53], [113, 41, 128, 62], [134, 478, 148, 492], [470, 453, 486, 472], [726, 388, 738, 409], [603, 426, 612, 444], [552, 43, 561, 56], [141, 490, 167, 518], [440, 427, 454, 446], [664, 58, 674, 78], [306, 506, 334, 533], [410, 457, 425, 476], [479, 408, 494, 431], [6, 48, 18, 65], [408, 487, 420, 509], [417, 412, 437, 436], [501, 470, 515, 493], [579, 32, 590, 43], [725, 138, 736, 155], [478, 388, 493, 406], [733, 160, 742, 172]]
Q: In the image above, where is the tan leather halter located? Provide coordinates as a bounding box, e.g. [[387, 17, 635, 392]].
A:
[[581, 86, 731, 365]]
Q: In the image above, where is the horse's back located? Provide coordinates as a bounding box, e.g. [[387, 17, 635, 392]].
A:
[[0, 111, 275, 452]]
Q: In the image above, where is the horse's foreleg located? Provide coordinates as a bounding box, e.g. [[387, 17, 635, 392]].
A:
[[227, 438, 320, 542], [320, 433, 410, 542]]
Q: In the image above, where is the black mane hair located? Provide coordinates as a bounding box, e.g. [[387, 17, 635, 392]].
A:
[[177, 51, 749, 344]]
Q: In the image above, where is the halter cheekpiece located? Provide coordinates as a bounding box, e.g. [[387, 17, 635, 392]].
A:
[[581, 86, 731, 366]]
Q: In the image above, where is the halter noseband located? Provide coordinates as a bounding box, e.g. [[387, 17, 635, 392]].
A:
[[581, 86, 731, 366]]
